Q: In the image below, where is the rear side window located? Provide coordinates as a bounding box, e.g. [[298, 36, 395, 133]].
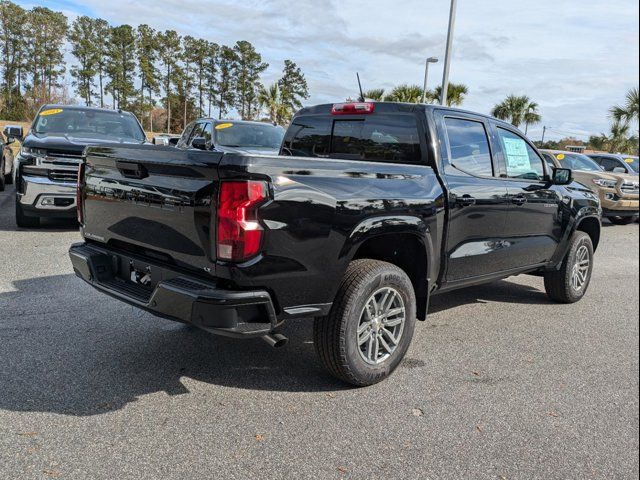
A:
[[331, 116, 421, 164], [444, 117, 493, 176], [282, 114, 422, 164]]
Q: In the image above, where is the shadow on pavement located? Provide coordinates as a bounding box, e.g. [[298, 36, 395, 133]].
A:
[[1, 272, 550, 416], [429, 279, 550, 313]]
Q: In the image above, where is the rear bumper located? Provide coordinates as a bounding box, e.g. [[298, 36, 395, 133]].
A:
[[68, 242, 281, 338]]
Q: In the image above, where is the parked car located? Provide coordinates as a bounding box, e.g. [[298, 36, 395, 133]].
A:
[[175, 118, 285, 155], [541, 149, 639, 225], [12, 105, 147, 227], [70, 102, 601, 386], [1, 126, 18, 191], [587, 153, 639, 176]]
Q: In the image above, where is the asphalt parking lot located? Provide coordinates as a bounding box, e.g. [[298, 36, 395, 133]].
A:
[[0, 187, 638, 480]]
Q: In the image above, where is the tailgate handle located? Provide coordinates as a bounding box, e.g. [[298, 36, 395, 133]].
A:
[[116, 161, 148, 179]]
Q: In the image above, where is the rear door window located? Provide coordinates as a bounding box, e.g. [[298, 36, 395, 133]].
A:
[[443, 117, 494, 177]]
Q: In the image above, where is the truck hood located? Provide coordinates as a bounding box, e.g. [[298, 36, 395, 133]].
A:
[[23, 132, 147, 154], [571, 170, 636, 182]]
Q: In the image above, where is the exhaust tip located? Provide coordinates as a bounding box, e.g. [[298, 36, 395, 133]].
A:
[[262, 333, 288, 348]]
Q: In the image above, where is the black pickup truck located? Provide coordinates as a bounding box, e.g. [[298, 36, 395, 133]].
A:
[[69, 102, 601, 386]]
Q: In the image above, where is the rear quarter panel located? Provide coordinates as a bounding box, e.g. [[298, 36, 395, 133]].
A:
[[216, 154, 446, 313]]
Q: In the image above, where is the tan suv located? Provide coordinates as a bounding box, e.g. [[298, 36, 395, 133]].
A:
[[541, 150, 639, 225]]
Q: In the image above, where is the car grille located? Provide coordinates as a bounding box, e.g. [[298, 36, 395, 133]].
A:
[[621, 182, 639, 195], [49, 169, 79, 183]]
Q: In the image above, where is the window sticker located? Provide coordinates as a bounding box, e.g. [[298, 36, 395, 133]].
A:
[[502, 136, 531, 174], [624, 158, 634, 163], [556, 153, 565, 160], [215, 123, 233, 130], [40, 108, 63, 116]]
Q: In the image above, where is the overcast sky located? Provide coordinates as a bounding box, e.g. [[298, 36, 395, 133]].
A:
[[18, 0, 640, 140]]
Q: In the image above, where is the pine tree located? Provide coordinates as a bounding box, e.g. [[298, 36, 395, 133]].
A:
[[278, 60, 308, 112], [233, 40, 267, 120], [0, 0, 28, 118], [157, 30, 181, 132], [69, 16, 99, 105], [24, 6, 68, 103], [215, 45, 237, 119], [105, 24, 136, 109], [136, 24, 159, 130], [93, 19, 110, 108], [203, 41, 219, 117]]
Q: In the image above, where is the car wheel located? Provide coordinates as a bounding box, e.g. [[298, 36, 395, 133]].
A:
[[0, 158, 5, 192], [313, 259, 416, 386], [5, 158, 13, 185], [15, 199, 40, 228], [608, 216, 638, 225], [544, 231, 594, 303]]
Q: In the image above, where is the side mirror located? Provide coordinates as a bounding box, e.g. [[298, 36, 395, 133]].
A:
[[552, 167, 572, 186], [168, 137, 179, 146], [191, 137, 208, 150], [3, 125, 24, 142], [612, 166, 626, 173]]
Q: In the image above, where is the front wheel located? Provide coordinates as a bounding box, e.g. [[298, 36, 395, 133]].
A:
[[608, 215, 638, 225], [15, 199, 40, 228], [544, 231, 594, 303], [313, 259, 417, 386]]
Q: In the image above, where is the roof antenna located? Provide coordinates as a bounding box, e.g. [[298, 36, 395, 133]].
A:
[[356, 72, 365, 102]]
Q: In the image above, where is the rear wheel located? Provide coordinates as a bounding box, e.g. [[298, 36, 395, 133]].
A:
[[608, 215, 638, 225], [544, 231, 593, 303], [313, 259, 416, 386], [15, 199, 40, 228]]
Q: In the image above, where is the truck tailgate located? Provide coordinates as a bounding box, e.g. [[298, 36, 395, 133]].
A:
[[81, 144, 224, 274]]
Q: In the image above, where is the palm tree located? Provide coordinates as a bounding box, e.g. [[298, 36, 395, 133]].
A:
[[432, 83, 469, 106], [491, 95, 540, 130], [611, 87, 639, 125], [607, 120, 638, 153], [362, 89, 385, 101], [523, 101, 541, 135], [384, 84, 423, 103], [258, 83, 291, 125]]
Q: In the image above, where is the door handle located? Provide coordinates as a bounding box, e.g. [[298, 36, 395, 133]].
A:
[[512, 195, 527, 206], [457, 195, 476, 207]]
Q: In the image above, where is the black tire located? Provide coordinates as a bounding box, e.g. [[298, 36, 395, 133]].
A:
[[313, 259, 417, 386], [544, 231, 594, 303], [5, 160, 13, 184], [15, 199, 40, 228], [608, 216, 638, 225], [0, 158, 5, 192]]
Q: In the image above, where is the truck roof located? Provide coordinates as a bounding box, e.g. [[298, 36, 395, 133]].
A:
[[294, 102, 513, 128]]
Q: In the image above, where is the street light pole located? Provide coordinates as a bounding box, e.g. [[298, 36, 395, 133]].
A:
[[440, 0, 458, 106], [421, 57, 439, 103]]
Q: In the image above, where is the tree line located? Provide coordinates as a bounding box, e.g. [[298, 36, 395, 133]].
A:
[[0, 1, 309, 132]]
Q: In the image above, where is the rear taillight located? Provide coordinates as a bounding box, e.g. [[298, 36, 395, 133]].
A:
[[216, 180, 268, 262], [76, 162, 85, 224], [331, 102, 375, 115]]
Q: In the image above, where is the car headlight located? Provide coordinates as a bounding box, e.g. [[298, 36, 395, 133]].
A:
[[592, 178, 617, 188], [20, 146, 47, 158]]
